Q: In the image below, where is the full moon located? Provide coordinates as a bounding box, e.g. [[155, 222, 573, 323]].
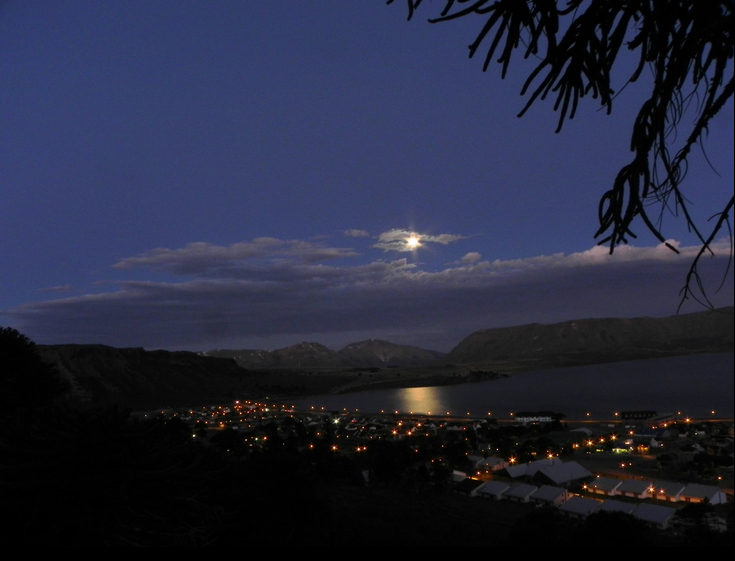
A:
[[406, 235, 421, 249]]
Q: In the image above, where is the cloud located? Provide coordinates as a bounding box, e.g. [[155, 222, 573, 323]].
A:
[[373, 228, 468, 252], [483, 239, 724, 273], [344, 229, 370, 237], [112, 238, 360, 275], [422, 233, 468, 245], [9, 239, 733, 352], [458, 252, 482, 264], [35, 285, 75, 293]]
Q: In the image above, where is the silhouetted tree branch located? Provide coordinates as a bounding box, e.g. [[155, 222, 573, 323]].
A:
[[388, 0, 734, 309]]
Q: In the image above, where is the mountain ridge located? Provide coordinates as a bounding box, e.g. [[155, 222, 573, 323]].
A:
[[35, 307, 733, 410], [202, 307, 733, 370], [203, 339, 446, 369]]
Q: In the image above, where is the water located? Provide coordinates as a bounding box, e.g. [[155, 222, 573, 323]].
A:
[[291, 353, 734, 419]]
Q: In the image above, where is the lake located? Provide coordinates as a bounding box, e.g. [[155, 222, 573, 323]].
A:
[[290, 352, 734, 420]]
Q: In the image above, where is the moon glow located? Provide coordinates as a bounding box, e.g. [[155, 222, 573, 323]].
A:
[[406, 235, 421, 249]]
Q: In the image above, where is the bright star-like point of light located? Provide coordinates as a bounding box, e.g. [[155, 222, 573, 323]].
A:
[[372, 228, 466, 251], [406, 235, 421, 249]]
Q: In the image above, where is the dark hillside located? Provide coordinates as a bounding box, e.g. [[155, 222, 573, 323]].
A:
[[446, 307, 734, 369], [37, 344, 257, 410]]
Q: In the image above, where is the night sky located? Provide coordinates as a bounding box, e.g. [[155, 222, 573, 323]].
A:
[[2, 1, 733, 352]]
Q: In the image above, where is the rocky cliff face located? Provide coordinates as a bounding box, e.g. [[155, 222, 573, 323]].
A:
[[445, 307, 734, 368]]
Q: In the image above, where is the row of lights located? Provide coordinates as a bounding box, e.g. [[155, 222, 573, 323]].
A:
[[306, 405, 718, 419]]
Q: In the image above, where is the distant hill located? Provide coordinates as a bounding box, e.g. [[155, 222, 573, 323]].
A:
[[445, 307, 734, 370], [203, 339, 446, 369], [338, 339, 446, 367], [203, 342, 344, 369]]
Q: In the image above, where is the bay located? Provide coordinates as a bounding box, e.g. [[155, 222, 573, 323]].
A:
[[291, 353, 734, 420]]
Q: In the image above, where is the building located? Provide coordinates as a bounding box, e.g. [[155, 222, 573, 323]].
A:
[[633, 503, 677, 529], [599, 499, 636, 516], [530, 485, 572, 508], [651, 480, 685, 503], [679, 483, 728, 505], [532, 460, 593, 488], [503, 457, 563, 480], [477, 480, 511, 500], [587, 476, 623, 496], [559, 496, 602, 519], [505, 483, 538, 503], [454, 478, 486, 497], [617, 479, 653, 500]]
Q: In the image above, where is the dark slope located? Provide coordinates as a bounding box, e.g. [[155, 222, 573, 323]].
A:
[[445, 307, 733, 369], [37, 344, 255, 410]]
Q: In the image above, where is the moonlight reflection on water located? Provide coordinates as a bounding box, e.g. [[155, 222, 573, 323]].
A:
[[397, 387, 444, 415]]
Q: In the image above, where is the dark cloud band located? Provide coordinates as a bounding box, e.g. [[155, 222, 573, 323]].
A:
[[8, 238, 732, 352]]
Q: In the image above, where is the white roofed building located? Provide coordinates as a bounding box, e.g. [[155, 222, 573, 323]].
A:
[[532, 460, 593, 487], [651, 480, 686, 503], [587, 476, 623, 496], [634, 503, 677, 529], [679, 483, 728, 505], [530, 485, 572, 508], [477, 480, 511, 500], [618, 479, 653, 500], [505, 483, 538, 503], [503, 457, 564, 480], [559, 496, 602, 519], [599, 499, 637, 515]]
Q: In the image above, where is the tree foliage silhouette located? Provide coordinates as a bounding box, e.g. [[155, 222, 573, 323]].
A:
[[388, 0, 734, 308], [0, 326, 69, 414]]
